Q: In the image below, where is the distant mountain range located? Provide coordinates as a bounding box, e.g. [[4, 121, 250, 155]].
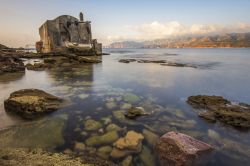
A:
[[108, 33, 250, 48]]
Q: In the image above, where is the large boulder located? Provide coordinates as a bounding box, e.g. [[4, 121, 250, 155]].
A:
[[0, 54, 25, 74], [187, 95, 250, 128], [4, 89, 64, 119], [155, 132, 213, 166]]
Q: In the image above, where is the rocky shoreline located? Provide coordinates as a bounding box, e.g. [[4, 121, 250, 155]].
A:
[[187, 95, 250, 129]]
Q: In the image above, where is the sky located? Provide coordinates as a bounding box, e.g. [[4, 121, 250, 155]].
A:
[[0, 0, 250, 47]]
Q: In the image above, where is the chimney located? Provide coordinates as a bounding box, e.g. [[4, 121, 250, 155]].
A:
[[79, 12, 84, 22]]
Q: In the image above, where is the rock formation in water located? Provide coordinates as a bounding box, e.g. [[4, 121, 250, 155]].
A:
[[187, 95, 250, 128], [155, 132, 213, 166], [36, 12, 102, 55], [4, 89, 64, 119], [0, 54, 25, 74]]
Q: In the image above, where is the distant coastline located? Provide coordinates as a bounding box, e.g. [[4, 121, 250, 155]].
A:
[[107, 32, 250, 49]]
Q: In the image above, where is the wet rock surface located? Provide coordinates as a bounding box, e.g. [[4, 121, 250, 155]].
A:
[[4, 89, 64, 119], [155, 132, 213, 166], [125, 107, 149, 119], [0, 117, 65, 149], [187, 95, 250, 128], [0, 54, 25, 74], [111, 130, 144, 158], [0, 148, 90, 166], [118, 58, 197, 68], [25, 63, 49, 71]]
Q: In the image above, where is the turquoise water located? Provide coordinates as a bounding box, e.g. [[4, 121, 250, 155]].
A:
[[0, 48, 250, 165]]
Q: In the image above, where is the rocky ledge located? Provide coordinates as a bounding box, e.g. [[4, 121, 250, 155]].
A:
[[0, 148, 90, 166], [187, 95, 250, 129], [0, 54, 25, 74], [4, 89, 64, 119], [155, 132, 213, 166], [119, 58, 197, 68]]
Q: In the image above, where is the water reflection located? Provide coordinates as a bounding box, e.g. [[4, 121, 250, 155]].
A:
[[0, 49, 250, 165]]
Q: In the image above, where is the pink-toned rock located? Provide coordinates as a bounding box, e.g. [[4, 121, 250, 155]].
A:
[[155, 131, 213, 166]]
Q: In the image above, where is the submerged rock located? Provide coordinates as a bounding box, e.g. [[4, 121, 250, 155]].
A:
[[106, 123, 122, 132], [119, 59, 136, 63], [113, 130, 144, 152], [187, 95, 250, 128], [139, 146, 155, 166], [155, 131, 213, 166], [125, 107, 148, 119], [0, 118, 65, 149], [111, 131, 144, 159], [160, 62, 197, 68], [106, 102, 117, 109], [74, 142, 86, 151], [137, 59, 166, 63], [121, 155, 133, 166], [4, 89, 64, 119], [142, 129, 159, 146], [85, 131, 119, 146], [84, 119, 102, 131], [123, 93, 140, 103], [120, 103, 132, 110], [97, 146, 112, 159]]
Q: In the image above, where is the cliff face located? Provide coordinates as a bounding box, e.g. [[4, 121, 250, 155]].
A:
[[108, 33, 250, 48]]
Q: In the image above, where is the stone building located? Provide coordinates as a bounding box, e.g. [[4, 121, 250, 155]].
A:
[[36, 12, 102, 55]]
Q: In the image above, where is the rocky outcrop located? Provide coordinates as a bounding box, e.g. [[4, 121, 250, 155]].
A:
[[160, 62, 197, 68], [155, 132, 212, 166], [0, 44, 9, 50], [119, 59, 136, 63], [118, 58, 197, 68], [0, 55, 25, 74], [25, 63, 49, 71], [77, 56, 102, 63], [0, 148, 90, 166], [187, 95, 250, 128], [4, 89, 64, 119]]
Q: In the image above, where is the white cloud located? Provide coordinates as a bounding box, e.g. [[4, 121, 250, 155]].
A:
[[106, 21, 250, 43]]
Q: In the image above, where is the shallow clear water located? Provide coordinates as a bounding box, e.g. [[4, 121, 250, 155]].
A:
[[1, 48, 250, 165]]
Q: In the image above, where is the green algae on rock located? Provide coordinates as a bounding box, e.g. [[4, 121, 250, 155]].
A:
[[187, 95, 250, 128], [85, 131, 119, 146], [0, 148, 91, 166], [121, 155, 133, 166], [74, 142, 86, 151], [142, 129, 159, 146], [0, 117, 65, 149], [106, 123, 122, 132], [97, 146, 112, 159], [139, 146, 155, 166], [113, 131, 144, 151], [84, 119, 102, 131], [123, 93, 140, 103], [4, 89, 64, 119], [125, 107, 148, 119]]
